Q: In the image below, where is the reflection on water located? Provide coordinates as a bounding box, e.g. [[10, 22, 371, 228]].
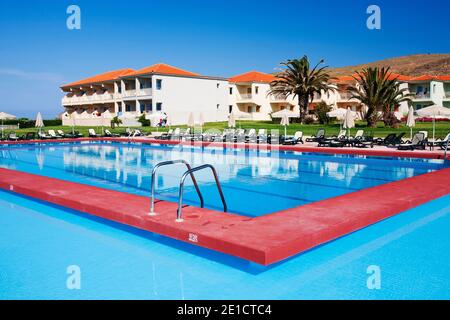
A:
[[0, 142, 445, 216]]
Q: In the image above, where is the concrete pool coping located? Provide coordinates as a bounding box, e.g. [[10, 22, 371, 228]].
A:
[[0, 138, 449, 265]]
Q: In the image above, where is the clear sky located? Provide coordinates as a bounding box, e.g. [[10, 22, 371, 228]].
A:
[[0, 0, 449, 118]]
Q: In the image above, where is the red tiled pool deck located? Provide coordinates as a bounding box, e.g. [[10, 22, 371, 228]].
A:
[[0, 138, 449, 265]]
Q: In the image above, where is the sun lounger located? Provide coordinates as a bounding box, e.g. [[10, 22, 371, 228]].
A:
[[306, 129, 326, 142], [246, 129, 257, 143], [7, 132, 20, 141], [48, 130, 62, 139], [283, 131, 304, 145], [88, 129, 99, 137], [38, 131, 52, 140], [397, 132, 427, 150], [257, 129, 268, 143], [104, 129, 120, 137]]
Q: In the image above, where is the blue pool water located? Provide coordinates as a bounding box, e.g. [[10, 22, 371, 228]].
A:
[[0, 141, 446, 217], [1, 189, 449, 299]]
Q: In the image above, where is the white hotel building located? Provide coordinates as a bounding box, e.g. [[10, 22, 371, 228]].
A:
[[61, 64, 450, 126]]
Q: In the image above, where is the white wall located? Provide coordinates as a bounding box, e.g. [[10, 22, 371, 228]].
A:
[[152, 75, 229, 125]]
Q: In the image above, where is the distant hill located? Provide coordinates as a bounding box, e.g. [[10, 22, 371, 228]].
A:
[[330, 54, 450, 77]]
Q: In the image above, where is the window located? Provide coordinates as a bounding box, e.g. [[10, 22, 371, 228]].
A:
[[156, 79, 162, 90], [229, 87, 233, 95], [125, 104, 132, 112], [255, 86, 259, 94], [156, 102, 162, 111], [217, 104, 220, 110], [229, 105, 233, 113], [217, 83, 220, 88], [247, 87, 251, 94]]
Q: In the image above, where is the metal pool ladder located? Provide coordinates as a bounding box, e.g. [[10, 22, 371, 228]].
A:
[[149, 160, 227, 222], [444, 140, 449, 163]]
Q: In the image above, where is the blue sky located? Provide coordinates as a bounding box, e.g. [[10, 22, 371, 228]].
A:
[[0, 0, 449, 118]]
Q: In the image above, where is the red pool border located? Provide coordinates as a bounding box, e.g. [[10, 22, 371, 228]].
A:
[[1, 138, 449, 265]]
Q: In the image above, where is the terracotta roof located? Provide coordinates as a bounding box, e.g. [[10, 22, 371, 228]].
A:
[[409, 75, 436, 81], [229, 71, 277, 83], [127, 63, 199, 77], [436, 75, 450, 81], [335, 75, 357, 83], [61, 68, 135, 88]]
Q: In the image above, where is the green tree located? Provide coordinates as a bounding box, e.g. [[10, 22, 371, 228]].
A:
[[269, 56, 335, 123], [111, 116, 122, 128], [314, 102, 332, 124], [348, 67, 411, 128]]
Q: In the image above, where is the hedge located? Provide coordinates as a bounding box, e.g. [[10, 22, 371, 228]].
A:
[[1, 119, 62, 128]]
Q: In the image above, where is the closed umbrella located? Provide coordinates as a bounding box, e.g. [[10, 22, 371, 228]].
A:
[[187, 112, 195, 128], [228, 112, 236, 128], [343, 107, 355, 136], [35, 112, 44, 134], [416, 104, 450, 143], [198, 113, 205, 134], [406, 106, 415, 140], [280, 113, 290, 137], [101, 110, 113, 135]]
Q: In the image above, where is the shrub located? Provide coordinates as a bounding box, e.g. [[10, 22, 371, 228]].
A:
[[313, 102, 332, 124], [303, 116, 315, 124], [137, 114, 150, 127]]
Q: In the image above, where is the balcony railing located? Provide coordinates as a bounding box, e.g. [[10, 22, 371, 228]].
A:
[[137, 88, 152, 96], [62, 93, 115, 105], [339, 93, 354, 100], [411, 93, 431, 100], [237, 93, 253, 101], [269, 94, 287, 101], [123, 89, 137, 97]]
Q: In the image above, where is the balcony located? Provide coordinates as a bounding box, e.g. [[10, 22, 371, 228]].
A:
[[236, 93, 253, 101], [411, 93, 432, 101], [269, 94, 287, 102], [137, 88, 152, 96], [62, 93, 115, 106], [338, 92, 354, 101], [123, 89, 137, 98]]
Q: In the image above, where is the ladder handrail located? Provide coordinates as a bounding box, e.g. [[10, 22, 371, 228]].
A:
[[176, 164, 227, 222], [444, 139, 449, 162], [150, 160, 204, 214]]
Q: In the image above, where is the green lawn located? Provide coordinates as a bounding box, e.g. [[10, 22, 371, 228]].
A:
[[3, 120, 450, 139]]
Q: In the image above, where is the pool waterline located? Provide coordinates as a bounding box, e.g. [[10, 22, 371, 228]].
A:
[[0, 140, 447, 217]]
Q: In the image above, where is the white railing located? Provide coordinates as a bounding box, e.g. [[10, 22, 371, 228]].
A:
[[137, 88, 152, 96], [237, 93, 253, 101], [269, 94, 287, 101], [123, 89, 137, 97], [62, 93, 115, 105], [412, 93, 431, 99], [339, 93, 354, 100]]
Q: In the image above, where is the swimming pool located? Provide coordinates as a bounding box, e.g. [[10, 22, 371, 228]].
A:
[[1, 189, 449, 299], [0, 141, 446, 217]]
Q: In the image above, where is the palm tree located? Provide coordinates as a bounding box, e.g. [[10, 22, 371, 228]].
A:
[[269, 56, 335, 123], [111, 116, 122, 129], [348, 67, 411, 127]]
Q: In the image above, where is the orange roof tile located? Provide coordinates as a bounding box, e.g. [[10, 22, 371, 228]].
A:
[[62, 68, 135, 88], [229, 71, 277, 83], [409, 75, 436, 81], [127, 63, 199, 77], [436, 75, 450, 81]]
